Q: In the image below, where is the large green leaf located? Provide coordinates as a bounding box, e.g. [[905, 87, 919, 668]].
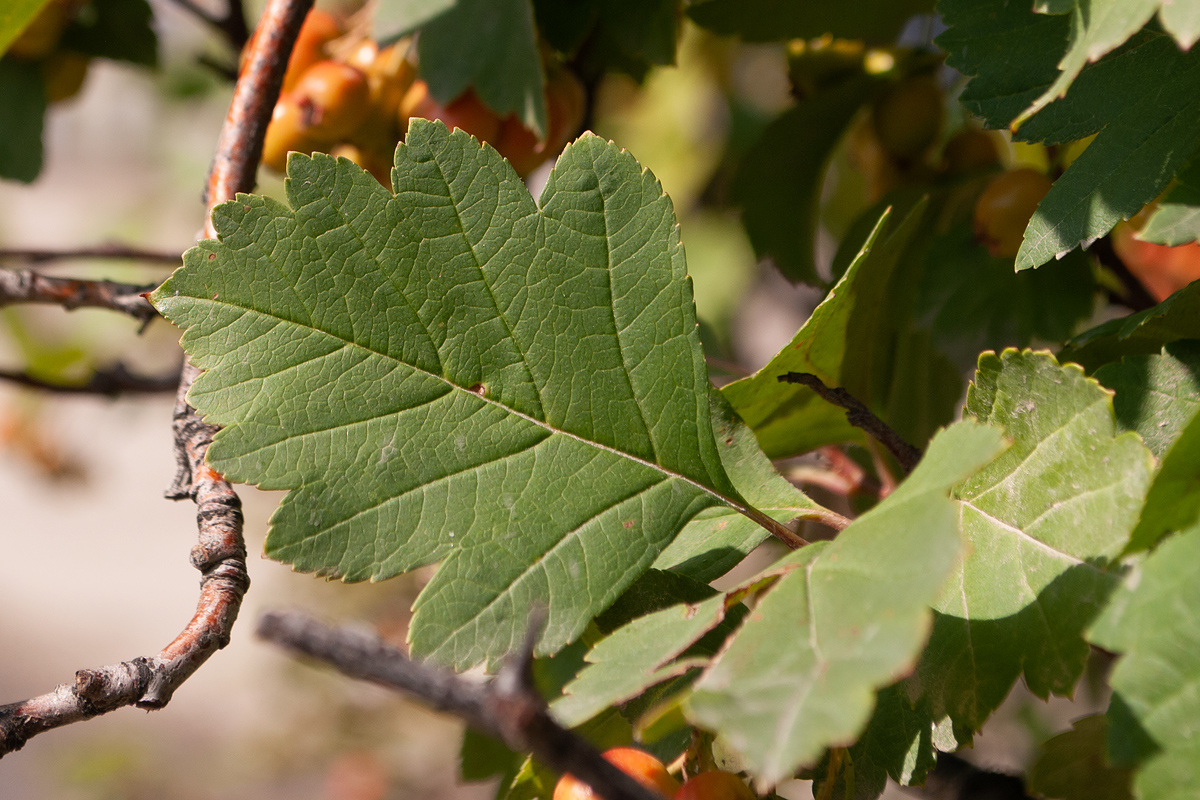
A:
[[1089, 523, 1200, 800], [373, 0, 456, 40], [153, 121, 752, 670], [722, 202, 926, 459], [654, 391, 830, 583], [0, 0, 51, 57], [0, 58, 44, 184], [686, 0, 933, 45], [1060, 282, 1200, 372], [734, 76, 878, 285], [685, 421, 1007, 788], [412, 0, 546, 136], [1028, 715, 1133, 800], [917, 350, 1154, 743]]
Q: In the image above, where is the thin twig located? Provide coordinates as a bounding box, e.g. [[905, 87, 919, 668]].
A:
[[779, 373, 922, 473], [258, 610, 665, 800], [0, 269, 158, 323], [0, 0, 312, 757], [0, 245, 182, 266], [168, 0, 250, 51], [0, 364, 180, 395]]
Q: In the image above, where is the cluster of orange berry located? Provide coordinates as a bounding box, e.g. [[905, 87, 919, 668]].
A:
[[258, 10, 586, 186], [554, 747, 756, 800], [7, 0, 93, 104]]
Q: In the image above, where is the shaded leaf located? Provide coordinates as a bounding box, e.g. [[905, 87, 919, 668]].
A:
[[654, 390, 826, 583], [373, 0, 456, 40], [1060, 282, 1200, 371], [1094, 340, 1200, 459], [685, 421, 1007, 788], [918, 350, 1153, 742], [1139, 155, 1200, 246], [414, 0, 546, 136], [62, 0, 157, 67], [0, 58, 44, 183], [1089, 523, 1200, 800], [1028, 715, 1133, 800], [0, 0, 52, 57], [722, 202, 926, 459], [687, 0, 933, 45], [153, 121, 745, 670], [734, 76, 878, 285], [533, 0, 677, 81]]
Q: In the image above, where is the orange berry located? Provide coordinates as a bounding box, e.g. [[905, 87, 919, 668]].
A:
[[973, 168, 1054, 258], [400, 81, 501, 144], [290, 60, 370, 140], [495, 67, 585, 176], [262, 93, 324, 172], [1112, 221, 1200, 302], [553, 748, 680, 800], [872, 74, 943, 161], [42, 50, 90, 103], [674, 772, 756, 800], [942, 129, 1002, 174], [242, 9, 341, 92]]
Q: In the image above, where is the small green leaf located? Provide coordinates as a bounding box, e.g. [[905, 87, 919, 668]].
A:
[[687, 0, 933, 45], [722, 201, 926, 459], [685, 420, 1007, 788], [1028, 715, 1133, 800], [1095, 341, 1200, 459], [1089, 523, 1200, 799], [0, 0, 52, 57], [918, 350, 1154, 742], [654, 390, 827, 583], [734, 76, 877, 285], [415, 0, 546, 136], [0, 58, 44, 183], [1060, 282, 1200, 371], [153, 122, 743, 670]]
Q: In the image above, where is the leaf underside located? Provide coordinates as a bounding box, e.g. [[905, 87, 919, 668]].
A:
[[153, 120, 740, 670]]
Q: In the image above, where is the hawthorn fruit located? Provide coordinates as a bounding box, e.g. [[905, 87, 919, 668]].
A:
[[674, 772, 756, 800], [41, 50, 90, 103], [553, 747, 681, 800], [290, 60, 371, 141], [1112, 220, 1200, 301], [942, 128, 1002, 174], [494, 68, 586, 176], [400, 81, 501, 145], [262, 93, 323, 172], [872, 74, 942, 162], [241, 8, 341, 92], [973, 168, 1053, 258]]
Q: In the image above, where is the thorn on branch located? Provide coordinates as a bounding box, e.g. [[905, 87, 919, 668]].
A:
[[0, 364, 182, 396], [779, 373, 922, 473], [0, 269, 159, 323], [257, 610, 666, 800]]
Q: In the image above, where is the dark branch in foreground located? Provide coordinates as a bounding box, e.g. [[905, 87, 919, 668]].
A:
[[0, 364, 181, 395], [779, 372, 922, 473], [0, 245, 182, 266], [258, 611, 664, 800], [0, 269, 158, 323], [0, 0, 313, 758]]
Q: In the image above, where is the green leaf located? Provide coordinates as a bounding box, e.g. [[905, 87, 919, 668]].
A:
[[62, 0, 157, 67], [1016, 0, 1161, 128], [1014, 56, 1200, 269], [0, 0, 51, 57], [461, 728, 522, 788], [916, 222, 1095, 367], [722, 201, 927, 459], [152, 121, 744, 670], [918, 350, 1154, 742], [1095, 341, 1200, 459], [1089, 523, 1200, 800], [373, 0, 456, 40], [654, 390, 827, 583], [1139, 155, 1200, 246], [686, 0, 934, 45], [415, 0, 546, 136], [734, 76, 877, 285], [1028, 715, 1133, 800], [0, 58, 44, 184], [1060, 282, 1200, 371], [685, 421, 1007, 788], [533, 0, 677, 81], [1159, 0, 1200, 50]]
